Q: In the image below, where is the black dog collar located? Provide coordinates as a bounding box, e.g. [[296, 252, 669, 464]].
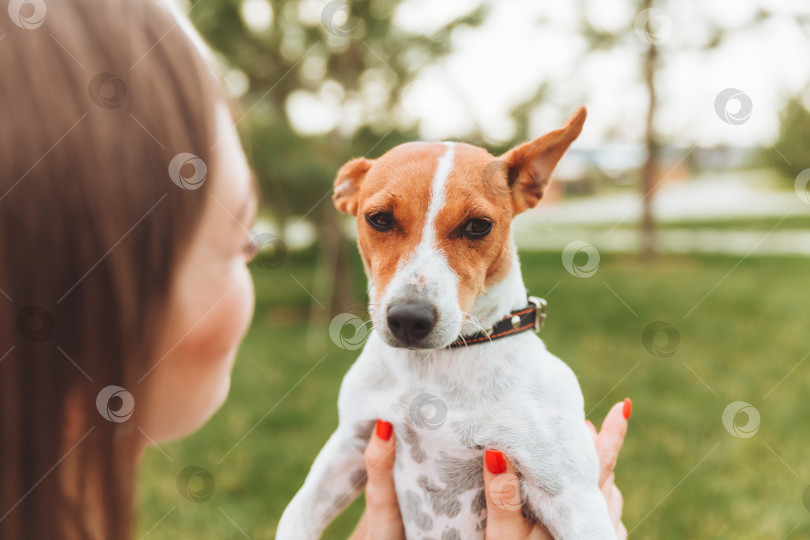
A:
[[447, 296, 547, 349]]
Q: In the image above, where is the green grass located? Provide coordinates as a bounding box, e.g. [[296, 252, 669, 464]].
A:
[[136, 248, 810, 539]]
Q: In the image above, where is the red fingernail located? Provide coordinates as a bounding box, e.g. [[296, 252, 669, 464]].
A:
[[485, 449, 507, 475], [376, 420, 392, 441], [623, 398, 632, 420]]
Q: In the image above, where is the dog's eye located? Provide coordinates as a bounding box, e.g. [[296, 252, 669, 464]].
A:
[[366, 211, 395, 232], [463, 218, 492, 239]]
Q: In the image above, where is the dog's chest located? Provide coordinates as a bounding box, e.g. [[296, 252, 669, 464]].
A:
[[389, 416, 487, 540], [346, 336, 555, 539]]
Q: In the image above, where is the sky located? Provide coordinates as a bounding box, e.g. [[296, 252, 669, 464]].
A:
[[388, 0, 810, 148]]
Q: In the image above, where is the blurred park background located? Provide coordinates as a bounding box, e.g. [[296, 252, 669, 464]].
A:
[[137, 0, 810, 538]]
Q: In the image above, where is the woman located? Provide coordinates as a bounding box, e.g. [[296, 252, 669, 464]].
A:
[[0, 0, 628, 538]]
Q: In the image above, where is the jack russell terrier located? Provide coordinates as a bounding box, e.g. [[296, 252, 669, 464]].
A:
[[277, 106, 616, 539]]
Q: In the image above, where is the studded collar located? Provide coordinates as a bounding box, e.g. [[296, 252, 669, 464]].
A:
[[446, 296, 547, 349]]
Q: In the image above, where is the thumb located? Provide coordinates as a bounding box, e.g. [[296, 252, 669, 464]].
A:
[[361, 420, 404, 539], [595, 400, 630, 487], [483, 449, 532, 539]]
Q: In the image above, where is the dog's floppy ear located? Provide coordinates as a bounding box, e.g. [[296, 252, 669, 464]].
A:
[[332, 157, 374, 216], [499, 106, 586, 215]]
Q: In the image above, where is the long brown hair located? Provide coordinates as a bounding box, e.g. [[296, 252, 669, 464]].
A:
[[0, 0, 223, 537]]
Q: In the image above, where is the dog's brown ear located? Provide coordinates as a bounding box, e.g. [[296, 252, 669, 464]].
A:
[[332, 157, 374, 216], [499, 106, 586, 215]]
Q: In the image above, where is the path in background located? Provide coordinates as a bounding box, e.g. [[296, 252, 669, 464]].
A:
[[515, 173, 810, 256], [514, 227, 810, 256]]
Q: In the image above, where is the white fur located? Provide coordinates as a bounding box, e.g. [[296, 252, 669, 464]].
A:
[[276, 150, 616, 540], [375, 143, 463, 349]]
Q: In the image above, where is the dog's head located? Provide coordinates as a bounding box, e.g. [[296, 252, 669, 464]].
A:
[[333, 107, 585, 349]]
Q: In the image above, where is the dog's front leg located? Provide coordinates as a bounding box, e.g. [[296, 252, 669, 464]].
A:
[[521, 479, 615, 540], [276, 420, 374, 540], [501, 428, 617, 540]]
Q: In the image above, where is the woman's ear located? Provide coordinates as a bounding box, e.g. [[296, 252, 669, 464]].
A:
[[499, 106, 586, 215], [332, 157, 374, 216]]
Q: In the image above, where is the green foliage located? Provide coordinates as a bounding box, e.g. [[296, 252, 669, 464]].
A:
[[188, 0, 487, 219], [137, 249, 810, 539], [762, 96, 810, 181]]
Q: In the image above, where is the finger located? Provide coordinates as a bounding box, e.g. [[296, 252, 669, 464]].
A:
[[600, 472, 615, 501], [607, 484, 624, 527], [361, 420, 404, 539], [483, 450, 534, 539], [617, 521, 628, 540], [585, 419, 598, 441], [348, 513, 367, 540], [595, 399, 630, 487], [601, 474, 623, 528]]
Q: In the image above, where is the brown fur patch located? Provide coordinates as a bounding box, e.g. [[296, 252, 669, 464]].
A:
[[333, 107, 586, 319], [431, 144, 515, 313], [345, 142, 516, 315], [354, 143, 448, 304]]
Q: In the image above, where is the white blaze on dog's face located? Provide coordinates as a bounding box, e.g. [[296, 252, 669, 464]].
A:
[[333, 107, 586, 349]]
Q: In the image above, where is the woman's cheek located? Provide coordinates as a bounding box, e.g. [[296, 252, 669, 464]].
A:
[[145, 263, 254, 442], [231, 263, 256, 346], [185, 262, 255, 364]]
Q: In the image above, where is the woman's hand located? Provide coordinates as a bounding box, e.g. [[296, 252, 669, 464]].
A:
[[350, 399, 631, 540], [350, 420, 405, 540], [482, 399, 630, 539]]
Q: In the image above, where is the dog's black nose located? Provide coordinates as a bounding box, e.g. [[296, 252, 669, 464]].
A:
[[387, 302, 437, 344]]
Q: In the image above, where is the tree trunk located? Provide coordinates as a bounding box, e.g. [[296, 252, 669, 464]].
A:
[[327, 128, 357, 317], [641, 0, 659, 260], [304, 136, 357, 353]]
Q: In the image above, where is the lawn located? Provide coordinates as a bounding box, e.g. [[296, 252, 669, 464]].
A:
[[136, 246, 810, 539]]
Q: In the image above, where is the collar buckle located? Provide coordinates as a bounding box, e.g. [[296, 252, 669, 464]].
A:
[[528, 296, 547, 332]]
